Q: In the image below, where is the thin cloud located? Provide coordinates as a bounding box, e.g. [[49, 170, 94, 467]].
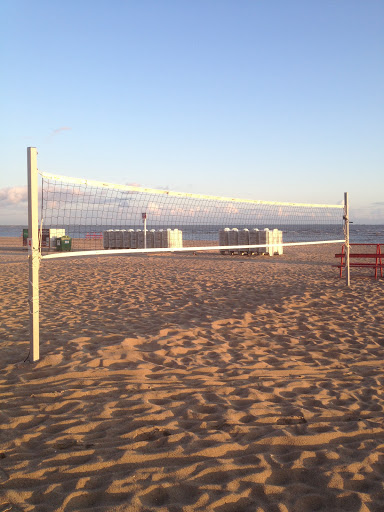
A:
[[0, 186, 28, 205], [51, 127, 72, 136]]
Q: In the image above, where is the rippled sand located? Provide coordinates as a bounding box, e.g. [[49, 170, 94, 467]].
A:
[[1, 245, 384, 512]]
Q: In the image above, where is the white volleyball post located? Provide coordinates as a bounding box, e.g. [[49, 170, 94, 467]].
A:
[[142, 212, 147, 249], [344, 192, 350, 287], [27, 147, 40, 361]]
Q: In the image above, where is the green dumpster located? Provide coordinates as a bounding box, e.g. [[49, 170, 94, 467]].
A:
[[23, 228, 29, 247], [56, 236, 72, 252]]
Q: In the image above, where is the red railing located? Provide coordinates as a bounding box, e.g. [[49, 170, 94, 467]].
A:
[[85, 232, 103, 240], [335, 243, 383, 279]]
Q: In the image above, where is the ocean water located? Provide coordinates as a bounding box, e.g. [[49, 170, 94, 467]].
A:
[[1, 224, 384, 244]]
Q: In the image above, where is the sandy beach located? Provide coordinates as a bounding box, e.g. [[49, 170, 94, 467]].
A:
[[1, 244, 384, 512]]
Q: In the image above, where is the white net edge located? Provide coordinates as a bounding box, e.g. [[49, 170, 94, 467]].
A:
[[39, 171, 344, 209], [41, 240, 346, 260]]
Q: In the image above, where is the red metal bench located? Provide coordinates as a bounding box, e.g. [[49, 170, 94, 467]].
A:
[[335, 243, 384, 279]]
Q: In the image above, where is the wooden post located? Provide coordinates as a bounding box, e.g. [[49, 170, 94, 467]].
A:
[[28, 147, 40, 361], [344, 192, 350, 287]]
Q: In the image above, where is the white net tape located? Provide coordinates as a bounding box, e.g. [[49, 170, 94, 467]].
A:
[[39, 172, 344, 258]]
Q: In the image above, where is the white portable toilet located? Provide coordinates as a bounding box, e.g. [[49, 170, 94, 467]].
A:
[[219, 228, 230, 254], [136, 229, 144, 249], [108, 230, 117, 249], [259, 228, 274, 256], [266, 229, 274, 256], [273, 229, 283, 255], [228, 228, 239, 254], [257, 229, 268, 255], [171, 229, 180, 248], [238, 228, 250, 254], [154, 229, 163, 248], [270, 228, 276, 255], [249, 228, 259, 254], [169, 229, 175, 248], [162, 229, 172, 248], [146, 229, 155, 248], [103, 230, 110, 249], [172, 229, 180, 248], [122, 230, 130, 249], [130, 230, 137, 249], [176, 229, 183, 248], [115, 230, 123, 249]]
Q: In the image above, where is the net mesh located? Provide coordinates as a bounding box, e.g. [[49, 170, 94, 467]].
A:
[[40, 172, 344, 255]]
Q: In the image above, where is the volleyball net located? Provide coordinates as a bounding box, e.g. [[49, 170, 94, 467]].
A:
[[26, 148, 348, 362], [38, 171, 345, 259]]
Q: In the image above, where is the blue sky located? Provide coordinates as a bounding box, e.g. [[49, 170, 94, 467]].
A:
[[1, 0, 383, 223]]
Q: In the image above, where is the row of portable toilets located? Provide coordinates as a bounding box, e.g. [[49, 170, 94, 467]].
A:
[[219, 228, 283, 256], [103, 229, 183, 249]]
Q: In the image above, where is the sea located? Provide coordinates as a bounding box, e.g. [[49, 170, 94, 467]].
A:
[[1, 224, 384, 244]]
